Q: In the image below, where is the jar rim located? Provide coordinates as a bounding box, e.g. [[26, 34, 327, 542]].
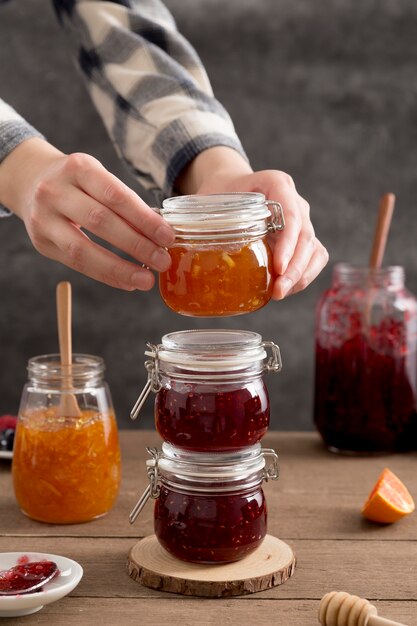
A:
[[333, 263, 405, 285], [154, 329, 268, 371], [159, 192, 271, 232], [157, 442, 266, 481], [28, 354, 105, 380]]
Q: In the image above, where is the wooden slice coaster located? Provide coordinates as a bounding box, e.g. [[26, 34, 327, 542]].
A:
[[127, 534, 296, 597]]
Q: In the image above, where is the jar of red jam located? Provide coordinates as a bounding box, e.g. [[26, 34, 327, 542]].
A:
[[131, 329, 282, 451], [314, 264, 417, 454], [129, 443, 279, 563], [13, 354, 121, 523], [158, 193, 285, 316]]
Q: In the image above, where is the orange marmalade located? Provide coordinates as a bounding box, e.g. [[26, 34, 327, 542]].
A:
[[159, 240, 275, 316], [12, 408, 121, 524]]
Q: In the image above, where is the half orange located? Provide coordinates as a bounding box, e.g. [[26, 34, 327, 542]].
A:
[[362, 467, 415, 524]]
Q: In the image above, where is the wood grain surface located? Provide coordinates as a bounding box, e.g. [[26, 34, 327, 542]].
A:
[[1, 431, 416, 625]]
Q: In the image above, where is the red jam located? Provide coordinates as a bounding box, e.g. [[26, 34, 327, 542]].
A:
[[0, 561, 58, 594], [154, 486, 267, 563], [155, 379, 270, 451], [314, 315, 417, 453]]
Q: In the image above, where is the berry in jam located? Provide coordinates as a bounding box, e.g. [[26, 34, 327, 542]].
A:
[[154, 486, 267, 563], [155, 380, 269, 451], [0, 560, 58, 594]]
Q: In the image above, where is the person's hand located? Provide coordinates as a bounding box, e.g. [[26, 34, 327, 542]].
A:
[[176, 146, 329, 300], [0, 138, 175, 290]]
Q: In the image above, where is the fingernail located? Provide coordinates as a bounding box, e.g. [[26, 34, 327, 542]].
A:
[[155, 224, 175, 247], [150, 247, 171, 272], [131, 270, 154, 290]]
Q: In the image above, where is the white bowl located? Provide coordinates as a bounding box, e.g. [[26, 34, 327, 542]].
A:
[[0, 552, 83, 618]]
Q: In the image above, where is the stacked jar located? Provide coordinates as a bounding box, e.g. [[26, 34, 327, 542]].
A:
[[129, 194, 284, 564]]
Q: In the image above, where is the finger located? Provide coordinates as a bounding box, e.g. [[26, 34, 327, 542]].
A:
[[65, 153, 175, 247], [45, 217, 156, 291], [272, 239, 329, 300], [57, 187, 171, 272], [288, 241, 329, 295], [273, 220, 316, 298], [269, 188, 305, 275]]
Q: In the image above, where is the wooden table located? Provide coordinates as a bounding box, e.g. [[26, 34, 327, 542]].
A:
[[1, 431, 416, 625]]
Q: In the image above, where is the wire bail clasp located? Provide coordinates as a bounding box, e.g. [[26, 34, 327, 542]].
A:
[[129, 447, 161, 524], [263, 341, 282, 373], [266, 200, 285, 232], [262, 448, 280, 481], [130, 343, 162, 420]]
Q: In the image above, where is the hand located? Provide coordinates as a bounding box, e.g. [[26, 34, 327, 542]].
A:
[[0, 138, 175, 290], [176, 147, 329, 300]]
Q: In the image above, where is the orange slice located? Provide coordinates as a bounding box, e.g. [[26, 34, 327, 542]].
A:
[[362, 467, 415, 523]]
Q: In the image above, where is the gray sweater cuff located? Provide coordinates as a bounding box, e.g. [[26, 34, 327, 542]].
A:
[[0, 120, 44, 216]]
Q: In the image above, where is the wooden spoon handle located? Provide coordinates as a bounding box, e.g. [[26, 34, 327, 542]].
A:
[[56, 281, 73, 366], [369, 193, 395, 269]]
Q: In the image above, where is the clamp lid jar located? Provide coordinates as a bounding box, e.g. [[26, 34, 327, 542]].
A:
[[129, 444, 279, 563], [158, 193, 285, 317], [131, 329, 282, 452]]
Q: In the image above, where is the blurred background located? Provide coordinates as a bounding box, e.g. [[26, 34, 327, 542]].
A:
[[0, 0, 416, 429]]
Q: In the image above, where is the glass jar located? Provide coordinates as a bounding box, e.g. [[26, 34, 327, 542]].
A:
[[158, 193, 285, 316], [129, 444, 279, 563], [130, 330, 282, 451], [12, 354, 121, 523], [314, 264, 417, 454]]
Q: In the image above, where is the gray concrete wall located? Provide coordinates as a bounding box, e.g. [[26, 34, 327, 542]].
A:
[[0, 0, 416, 429]]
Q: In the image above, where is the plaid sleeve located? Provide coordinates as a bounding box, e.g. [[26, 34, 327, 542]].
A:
[[0, 99, 45, 216], [53, 0, 247, 201]]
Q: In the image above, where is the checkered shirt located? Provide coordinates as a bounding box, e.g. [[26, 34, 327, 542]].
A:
[[0, 0, 246, 215]]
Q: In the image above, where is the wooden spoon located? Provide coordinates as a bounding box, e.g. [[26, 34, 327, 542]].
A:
[[56, 281, 81, 418], [369, 193, 395, 269]]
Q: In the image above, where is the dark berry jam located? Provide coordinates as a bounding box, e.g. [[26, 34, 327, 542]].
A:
[[314, 322, 417, 453], [154, 486, 267, 563], [0, 560, 58, 594], [155, 379, 269, 451]]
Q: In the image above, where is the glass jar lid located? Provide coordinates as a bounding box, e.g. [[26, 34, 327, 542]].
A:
[[158, 442, 265, 480], [158, 192, 284, 237], [156, 329, 269, 370]]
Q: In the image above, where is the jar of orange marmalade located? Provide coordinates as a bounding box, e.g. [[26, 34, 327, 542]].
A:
[[158, 193, 285, 316], [12, 354, 121, 524]]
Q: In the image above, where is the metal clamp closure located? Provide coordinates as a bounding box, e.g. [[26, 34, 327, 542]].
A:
[[129, 447, 161, 524], [263, 341, 282, 373], [261, 448, 280, 481], [130, 343, 162, 420], [266, 200, 285, 232]]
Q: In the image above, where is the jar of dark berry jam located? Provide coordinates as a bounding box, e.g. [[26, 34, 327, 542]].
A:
[[131, 330, 282, 451], [129, 443, 279, 563], [158, 193, 285, 316], [314, 263, 417, 454]]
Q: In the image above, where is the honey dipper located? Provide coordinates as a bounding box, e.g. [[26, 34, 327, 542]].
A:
[[319, 591, 407, 626]]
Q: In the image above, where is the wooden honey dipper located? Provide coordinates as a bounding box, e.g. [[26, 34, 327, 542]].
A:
[[319, 591, 408, 626]]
